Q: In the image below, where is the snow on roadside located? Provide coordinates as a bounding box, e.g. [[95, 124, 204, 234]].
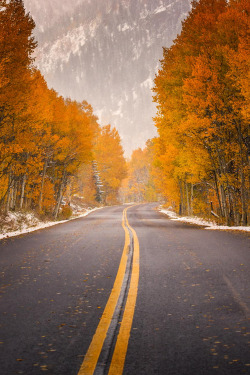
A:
[[159, 208, 250, 232], [0, 207, 101, 241]]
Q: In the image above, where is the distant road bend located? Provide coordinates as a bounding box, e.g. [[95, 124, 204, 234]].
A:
[[0, 204, 249, 375]]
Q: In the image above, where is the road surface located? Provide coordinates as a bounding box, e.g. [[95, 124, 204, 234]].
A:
[[0, 203, 249, 374]]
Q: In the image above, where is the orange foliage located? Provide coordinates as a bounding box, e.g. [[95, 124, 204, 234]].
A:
[[94, 125, 127, 205], [153, 0, 249, 225], [0, 1, 126, 217], [120, 140, 158, 203]]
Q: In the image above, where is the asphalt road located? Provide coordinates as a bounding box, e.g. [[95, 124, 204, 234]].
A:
[[0, 204, 249, 375]]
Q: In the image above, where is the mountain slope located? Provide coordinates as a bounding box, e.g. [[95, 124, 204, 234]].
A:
[[24, 0, 191, 155]]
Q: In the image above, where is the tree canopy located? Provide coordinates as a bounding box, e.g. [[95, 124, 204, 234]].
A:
[[153, 0, 249, 225], [0, 0, 127, 218]]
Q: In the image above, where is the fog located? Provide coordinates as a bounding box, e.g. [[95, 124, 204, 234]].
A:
[[24, 0, 191, 155]]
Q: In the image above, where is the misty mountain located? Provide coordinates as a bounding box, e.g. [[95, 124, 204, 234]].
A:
[[23, 0, 84, 33], [24, 0, 191, 155]]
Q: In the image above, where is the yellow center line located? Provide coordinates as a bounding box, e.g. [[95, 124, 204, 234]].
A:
[[108, 208, 140, 375], [78, 208, 131, 375]]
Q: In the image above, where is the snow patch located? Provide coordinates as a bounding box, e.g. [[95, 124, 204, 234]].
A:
[[160, 208, 250, 232], [121, 23, 130, 32], [112, 99, 124, 117], [118, 23, 131, 32], [141, 76, 153, 89], [0, 208, 101, 241], [154, 5, 167, 14], [113, 108, 123, 117], [36, 20, 101, 73]]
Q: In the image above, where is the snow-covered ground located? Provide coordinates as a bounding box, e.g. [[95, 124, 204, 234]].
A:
[[1, 205, 249, 241], [160, 208, 250, 232], [0, 207, 101, 241]]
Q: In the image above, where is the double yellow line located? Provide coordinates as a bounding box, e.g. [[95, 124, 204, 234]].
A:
[[78, 206, 140, 375]]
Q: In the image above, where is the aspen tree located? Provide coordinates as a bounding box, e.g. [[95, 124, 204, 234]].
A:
[[153, 0, 249, 225]]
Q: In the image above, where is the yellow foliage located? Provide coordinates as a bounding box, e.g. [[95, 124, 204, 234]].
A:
[[153, 0, 249, 224], [94, 125, 127, 205]]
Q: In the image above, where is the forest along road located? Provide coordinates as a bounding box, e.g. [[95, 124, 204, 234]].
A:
[[0, 204, 249, 375]]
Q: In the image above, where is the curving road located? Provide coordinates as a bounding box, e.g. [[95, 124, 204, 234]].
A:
[[0, 203, 249, 374]]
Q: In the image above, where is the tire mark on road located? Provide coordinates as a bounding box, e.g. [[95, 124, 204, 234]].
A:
[[223, 275, 250, 319]]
